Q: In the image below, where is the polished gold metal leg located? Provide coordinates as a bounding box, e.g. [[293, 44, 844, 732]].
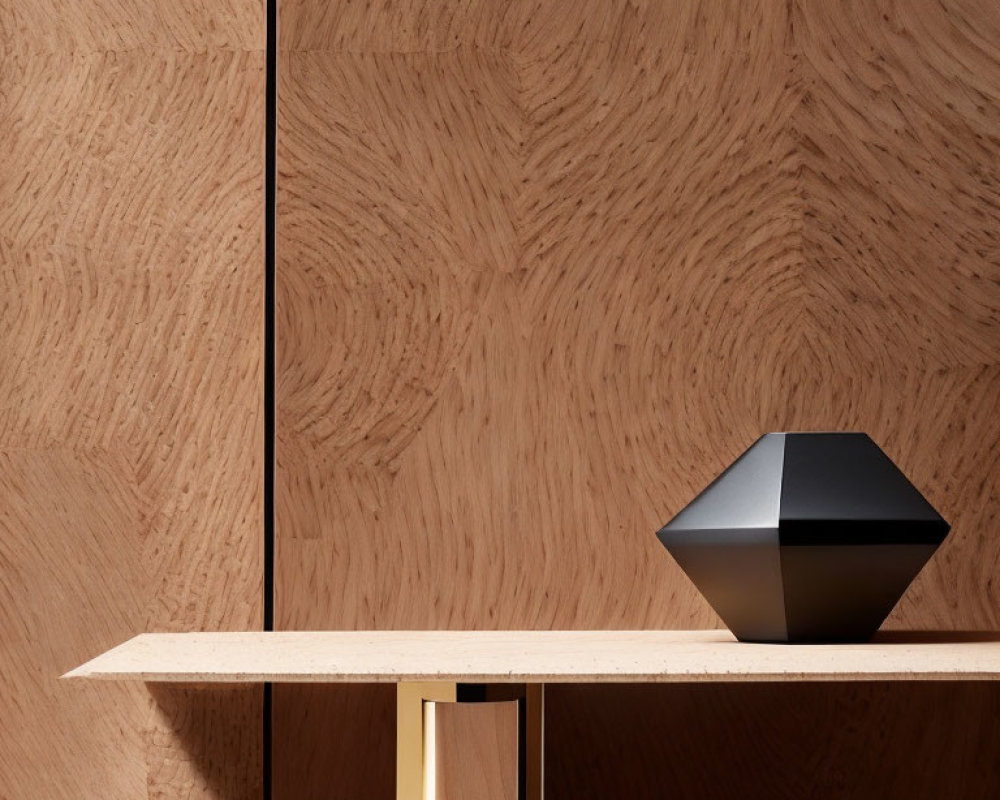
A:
[[397, 682, 457, 800], [396, 682, 544, 800]]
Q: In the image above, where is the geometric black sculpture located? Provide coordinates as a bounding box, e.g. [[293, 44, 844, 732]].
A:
[[656, 432, 950, 643]]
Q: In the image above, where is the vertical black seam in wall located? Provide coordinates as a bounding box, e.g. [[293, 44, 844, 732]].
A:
[[264, 0, 277, 637], [264, 0, 277, 796]]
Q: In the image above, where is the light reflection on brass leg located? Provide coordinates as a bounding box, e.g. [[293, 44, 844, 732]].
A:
[[396, 682, 544, 800], [397, 682, 457, 800]]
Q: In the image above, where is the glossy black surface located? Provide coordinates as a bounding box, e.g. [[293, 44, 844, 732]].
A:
[[780, 433, 944, 525], [656, 432, 950, 643]]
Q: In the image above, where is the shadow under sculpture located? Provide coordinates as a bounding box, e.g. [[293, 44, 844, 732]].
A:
[[656, 432, 950, 643]]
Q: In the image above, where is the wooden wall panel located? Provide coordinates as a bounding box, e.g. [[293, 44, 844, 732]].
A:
[[545, 682, 1000, 800], [276, 0, 1000, 797], [276, 0, 800, 632], [435, 701, 519, 800], [0, 1, 265, 797], [273, 685, 395, 800]]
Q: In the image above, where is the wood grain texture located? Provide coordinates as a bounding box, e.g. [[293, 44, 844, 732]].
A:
[[146, 685, 263, 800], [275, 0, 801, 633], [0, 0, 265, 795], [275, 0, 1000, 797], [545, 681, 1000, 800], [435, 701, 518, 800], [273, 684, 396, 800], [65, 629, 1000, 683]]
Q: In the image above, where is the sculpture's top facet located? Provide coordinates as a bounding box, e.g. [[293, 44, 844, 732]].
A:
[[664, 432, 785, 531], [659, 432, 948, 541]]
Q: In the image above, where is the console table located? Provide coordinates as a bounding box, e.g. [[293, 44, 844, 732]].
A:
[[66, 630, 1000, 800]]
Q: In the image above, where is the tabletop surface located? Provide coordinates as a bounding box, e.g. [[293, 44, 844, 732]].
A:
[[63, 629, 1000, 683]]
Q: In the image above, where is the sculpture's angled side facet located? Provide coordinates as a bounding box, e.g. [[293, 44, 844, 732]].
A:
[[656, 432, 950, 643]]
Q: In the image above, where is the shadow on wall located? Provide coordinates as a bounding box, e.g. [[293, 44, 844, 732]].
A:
[[546, 682, 1000, 800], [273, 684, 395, 800], [145, 684, 262, 800], [266, 671, 1000, 800]]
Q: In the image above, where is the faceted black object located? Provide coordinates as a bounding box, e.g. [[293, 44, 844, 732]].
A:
[[656, 432, 950, 643]]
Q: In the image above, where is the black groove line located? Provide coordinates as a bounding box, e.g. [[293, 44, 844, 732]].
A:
[[263, 0, 276, 639], [263, 0, 277, 796]]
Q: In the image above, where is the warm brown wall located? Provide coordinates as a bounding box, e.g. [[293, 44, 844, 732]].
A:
[[276, 0, 1000, 629], [275, 1, 1000, 797], [0, 1, 265, 797]]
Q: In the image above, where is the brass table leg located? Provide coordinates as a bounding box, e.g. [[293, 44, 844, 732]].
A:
[[397, 682, 544, 800]]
